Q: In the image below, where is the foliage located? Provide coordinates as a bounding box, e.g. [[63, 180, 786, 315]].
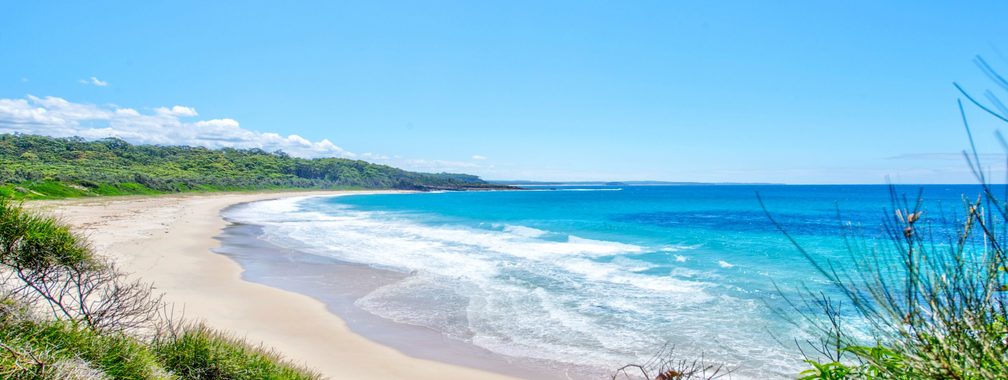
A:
[[795, 344, 911, 380], [0, 133, 507, 199], [611, 344, 730, 380], [152, 323, 319, 380], [0, 197, 94, 269], [0, 198, 160, 332], [0, 199, 319, 379], [766, 57, 1008, 379], [0, 315, 168, 380]]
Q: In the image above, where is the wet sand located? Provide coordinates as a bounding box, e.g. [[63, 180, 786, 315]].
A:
[[214, 219, 601, 379], [31, 191, 522, 380]]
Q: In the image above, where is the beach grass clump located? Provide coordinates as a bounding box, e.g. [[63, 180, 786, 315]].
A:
[[764, 189, 1008, 379], [0, 197, 160, 332], [0, 312, 169, 380], [611, 344, 729, 380], [152, 323, 320, 380], [0, 197, 95, 270], [765, 58, 1008, 379]]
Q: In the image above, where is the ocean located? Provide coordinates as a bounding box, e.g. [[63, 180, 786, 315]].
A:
[[220, 184, 985, 378]]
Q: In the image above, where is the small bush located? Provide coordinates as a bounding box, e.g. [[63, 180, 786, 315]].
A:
[[0, 198, 320, 379], [0, 198, 159, 332], [611, 345, 730, 380], [0, 317, 168, 380], [767, 58, 1008, 379], [152, 323, 320, 380], [0, 197, 94, 270]]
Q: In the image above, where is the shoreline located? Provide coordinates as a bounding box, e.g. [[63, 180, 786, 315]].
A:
[[223, 192, 605, 378], [214, 221, 588, 379], [30, 191, 521, 379]]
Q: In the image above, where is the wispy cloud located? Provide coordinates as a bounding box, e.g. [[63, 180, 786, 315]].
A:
[[886, 152, 1007, 161], [396, 158, 481, 172], [353, 154, 490, 174], [471, 155, 487, 160], [79, 76, 108, 87], [155, 105, 198, 117], [0, 95, 354, 158]]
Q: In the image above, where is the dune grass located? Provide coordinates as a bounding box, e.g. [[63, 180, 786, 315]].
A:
[[0, 317, 168, 380], [152, 324, 319, 380], [766, 58, 1008, 379], [0, 198, 321, 379], [614, 58, 1008, 380]]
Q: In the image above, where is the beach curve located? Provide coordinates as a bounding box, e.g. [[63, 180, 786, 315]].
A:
[[29, 191, 519, 380]]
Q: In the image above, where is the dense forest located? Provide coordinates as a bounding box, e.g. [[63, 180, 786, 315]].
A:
[[0, 134, 509, 199]]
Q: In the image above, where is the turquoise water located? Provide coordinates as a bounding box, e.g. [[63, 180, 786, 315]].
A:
[[226, 185, 985, 377]]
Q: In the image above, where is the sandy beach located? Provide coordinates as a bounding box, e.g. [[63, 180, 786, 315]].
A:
[[29, 191, 518, 380]]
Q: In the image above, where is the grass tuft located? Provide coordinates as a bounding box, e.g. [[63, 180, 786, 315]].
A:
[[152, 323, 320, 380], [0, 317, 168, 380], [0, 199, 321, 379]]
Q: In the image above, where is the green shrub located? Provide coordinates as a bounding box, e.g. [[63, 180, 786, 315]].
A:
[[770, 58, 1008, 379], [0, 318, 168, 380], [25, 181, 87, 199], [0, 199, 321, 379], [152, 324, 319, 380], [0, 197, 94, 270]]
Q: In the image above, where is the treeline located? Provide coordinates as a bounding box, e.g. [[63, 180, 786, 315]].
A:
[[0, 134, 509, 198]]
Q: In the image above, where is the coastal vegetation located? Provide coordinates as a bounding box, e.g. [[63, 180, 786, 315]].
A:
[[762, 182, 1008, 379], [766, 61, 1008, 379], [0, 198, 319, 379], [611, 60, 1008, 380], [5, 74, 1007, 380], [0, 133, 506, 200]]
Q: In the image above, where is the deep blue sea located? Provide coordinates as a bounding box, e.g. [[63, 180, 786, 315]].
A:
[[226, 184, 988, 377]]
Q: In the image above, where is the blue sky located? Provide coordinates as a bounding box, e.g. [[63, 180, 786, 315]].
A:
[[2, 1, 1008, 183]]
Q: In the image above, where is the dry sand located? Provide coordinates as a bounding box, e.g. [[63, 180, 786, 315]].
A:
[[30, 191, 517, 380]]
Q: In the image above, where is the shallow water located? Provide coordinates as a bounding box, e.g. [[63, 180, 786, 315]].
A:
[[213, 223, 585, 379], [221, 184, 987, 378]]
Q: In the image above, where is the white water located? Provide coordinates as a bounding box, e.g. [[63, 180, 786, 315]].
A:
[[223, 195, 804, 377]]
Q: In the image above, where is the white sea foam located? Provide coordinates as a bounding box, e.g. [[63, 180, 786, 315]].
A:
[[224, 195, 804, 378], [521, 187, 623, 192], [718, 260, 735, 268], [660, 243, 703, 252], [502, 224, 548, 238]]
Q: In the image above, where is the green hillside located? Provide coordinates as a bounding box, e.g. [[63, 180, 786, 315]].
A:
[[0, 134, 509, 199]]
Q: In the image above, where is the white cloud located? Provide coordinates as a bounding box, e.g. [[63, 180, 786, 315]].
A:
[[0, 95, 354, 158], [79, 76, 108, 87], [394, 158, 481, 172], [360, 152, 389, 160], [0, 94, 497, 174], [886, 152, 1007, 161], [115, 108, 140, 117], [155, 105, 198, 117]]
